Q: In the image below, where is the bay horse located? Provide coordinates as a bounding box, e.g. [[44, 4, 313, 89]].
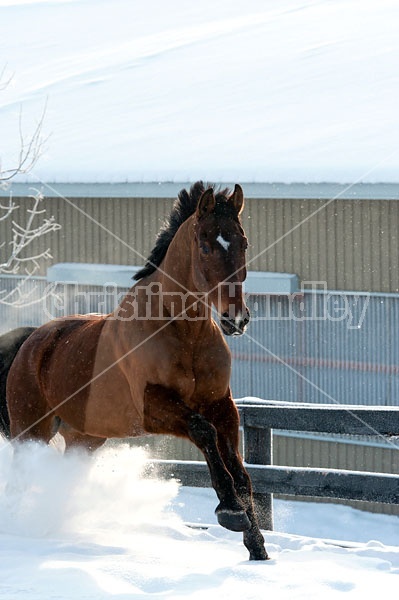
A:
[[1, 182, 268, 560]]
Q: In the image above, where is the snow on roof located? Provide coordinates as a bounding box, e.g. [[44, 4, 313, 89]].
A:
[[1, 0, 399, 184]]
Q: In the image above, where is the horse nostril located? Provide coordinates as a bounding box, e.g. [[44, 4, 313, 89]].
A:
[[221, 312, 230, 320]]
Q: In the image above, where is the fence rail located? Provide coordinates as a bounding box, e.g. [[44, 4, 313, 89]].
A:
[[150, 400, 399, 529]]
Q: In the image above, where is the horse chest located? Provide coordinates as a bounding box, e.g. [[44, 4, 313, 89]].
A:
[[191, 351, 231, 402], [148, 333, 231, 404], [183, 340, 232, 404]]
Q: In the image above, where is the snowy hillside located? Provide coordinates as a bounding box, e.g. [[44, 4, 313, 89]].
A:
[[1, 0, 399, 183], [0, 440, 397, 599]]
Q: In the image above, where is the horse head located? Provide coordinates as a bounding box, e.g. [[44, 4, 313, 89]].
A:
[[192, 184, 250, 336]]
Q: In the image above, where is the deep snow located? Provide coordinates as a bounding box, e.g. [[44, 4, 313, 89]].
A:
[[0, 439, 397, 599], [1, 0, 399, 183]]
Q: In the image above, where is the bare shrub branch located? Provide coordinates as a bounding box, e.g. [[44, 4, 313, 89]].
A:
[[0, 103, 48, 182], [0, 68, 61, 308], [0, 189, 61, 275]]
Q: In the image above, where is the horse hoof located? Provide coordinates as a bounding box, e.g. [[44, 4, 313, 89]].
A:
[[216, 508, 251, 532]]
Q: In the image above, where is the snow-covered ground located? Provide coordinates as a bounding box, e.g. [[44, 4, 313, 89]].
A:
[[1, 0, 399, 183], [0, 440, 397, 599]]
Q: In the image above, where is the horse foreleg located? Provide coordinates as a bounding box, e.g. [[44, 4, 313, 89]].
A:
[[201, 397, 268, 561], [144, 383, 251, 532]]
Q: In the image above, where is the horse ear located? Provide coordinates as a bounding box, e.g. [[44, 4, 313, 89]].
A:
[[197, 188, 216, 219], [231, 184, 244, 215]]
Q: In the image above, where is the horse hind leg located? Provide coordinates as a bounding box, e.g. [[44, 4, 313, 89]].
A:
[[58, 420, 106, 452], [7, 378, 105, 451], [0, 326, 37, 439], [7, 378, 55, 445], [10, 405, 55, 445]]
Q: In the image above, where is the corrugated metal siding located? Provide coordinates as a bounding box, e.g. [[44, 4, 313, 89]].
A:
[[242, 198, 399, 292], [0, 196, 173, 276], [273, 432, 399, 474], [1, 195, 398, 292], [229, 293, 399, 406]]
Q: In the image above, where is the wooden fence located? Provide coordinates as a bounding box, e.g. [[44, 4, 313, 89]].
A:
[[151, 400, 399, 529]]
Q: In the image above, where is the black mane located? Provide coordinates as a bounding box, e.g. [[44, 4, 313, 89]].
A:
[[133, 181, 232, 281]]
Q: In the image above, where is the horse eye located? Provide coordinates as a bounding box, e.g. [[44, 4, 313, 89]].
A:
[[200, 242, 210, 255]]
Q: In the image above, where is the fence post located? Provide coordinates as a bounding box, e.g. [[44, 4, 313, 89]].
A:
[[243, 423, 273, 530]]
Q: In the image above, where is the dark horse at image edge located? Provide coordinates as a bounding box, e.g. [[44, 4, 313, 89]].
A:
[[0, 182, 268, 560]]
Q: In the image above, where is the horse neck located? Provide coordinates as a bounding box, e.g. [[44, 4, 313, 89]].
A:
[[157, 216, 210, 321]]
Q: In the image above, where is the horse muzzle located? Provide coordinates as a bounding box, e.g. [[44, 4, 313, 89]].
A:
[[220, 308, 250, 336]]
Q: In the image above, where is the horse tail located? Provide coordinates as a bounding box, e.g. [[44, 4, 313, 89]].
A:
[[0, 326, 36, 438]]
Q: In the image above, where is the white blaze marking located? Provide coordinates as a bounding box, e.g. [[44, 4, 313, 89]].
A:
[[216, 234, 230, 251]]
